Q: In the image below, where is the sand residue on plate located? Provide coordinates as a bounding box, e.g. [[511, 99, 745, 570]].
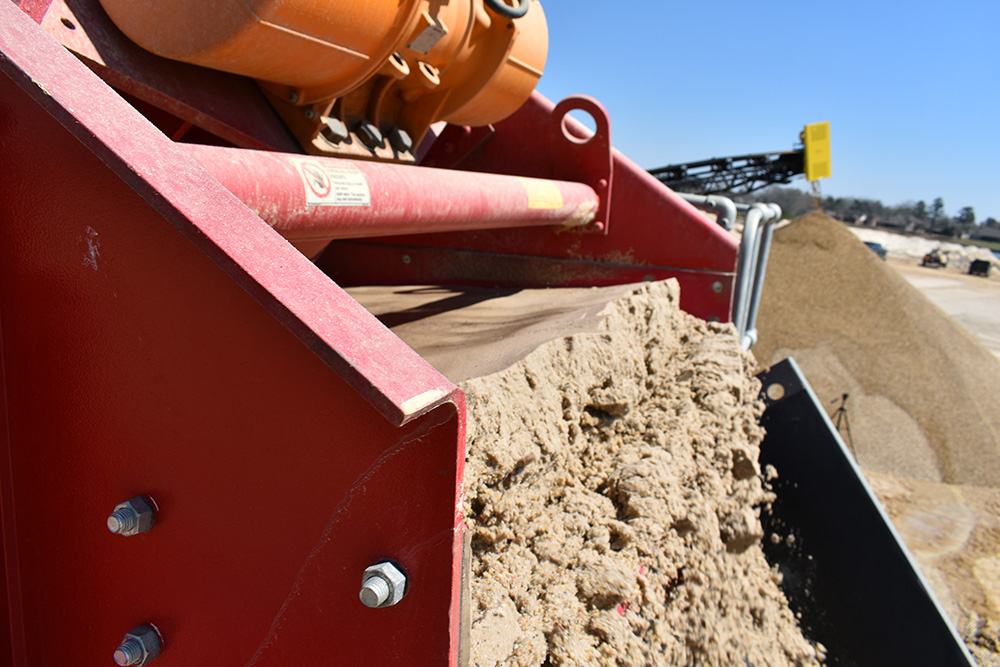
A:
[[462, 281, 820, 666]]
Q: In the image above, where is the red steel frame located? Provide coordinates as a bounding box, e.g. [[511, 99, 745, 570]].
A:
[[319, 91, 739, 322], [27, 0, 739, 324], [1, 4, 464, 666], [3, 1, 744, 665]]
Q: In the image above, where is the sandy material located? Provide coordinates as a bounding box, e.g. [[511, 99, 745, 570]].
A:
[[867, 472, 1000, 666], [462, 281, 820, 666], [753, 212, 1000, 662], [753, 212, 1000, 487]]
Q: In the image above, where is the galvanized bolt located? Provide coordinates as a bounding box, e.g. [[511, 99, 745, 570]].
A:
[[321, 117, 349, 145], [712, 281, 724, 293], [388, 127, 413, 153], [355, 120, 384, 150], [107, 496, 155, 537], [360, 561, 407, 608], [286, 90, 300, 104], [114, 625, 161, 666], [303, 108, 316, 120]]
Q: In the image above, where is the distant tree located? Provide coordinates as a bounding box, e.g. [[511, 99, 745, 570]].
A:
[[956, 206, 976, 226], [984, 217, 1000, 228], [930, 197, 945, 220], [741, 186, 814, 218], [913, 200, 928, 220]]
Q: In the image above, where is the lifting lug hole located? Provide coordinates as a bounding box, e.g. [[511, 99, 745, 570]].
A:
[[560, 109, 596, 145]]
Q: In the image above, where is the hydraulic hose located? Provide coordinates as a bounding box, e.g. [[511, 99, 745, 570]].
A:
[[485, 0, 530, 19]]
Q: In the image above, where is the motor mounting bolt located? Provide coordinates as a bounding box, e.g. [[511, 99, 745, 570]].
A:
[[360, 561, 407, 608], [286, 91, 300, 104], [388, 127, 413, 153], [321, 117, 349, 145], [114, 625, 161, 666], [712, 281, 724, 293], [356, 120, 384, 150], [107, 496, 155, 536]]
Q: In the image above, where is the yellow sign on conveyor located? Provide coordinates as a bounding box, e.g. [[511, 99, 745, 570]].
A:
[[804, 121, 831, 181]]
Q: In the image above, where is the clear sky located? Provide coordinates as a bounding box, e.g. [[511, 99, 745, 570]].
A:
[[533, 1, 1000, 221]]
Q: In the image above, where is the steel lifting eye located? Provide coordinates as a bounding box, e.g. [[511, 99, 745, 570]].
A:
[[484, 0, 530, 20]]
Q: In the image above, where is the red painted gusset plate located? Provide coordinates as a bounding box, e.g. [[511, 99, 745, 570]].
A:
[[0, 6, 463, 666]]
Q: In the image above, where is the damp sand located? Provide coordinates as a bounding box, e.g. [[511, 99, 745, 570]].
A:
[[461, 281, 821, 666]]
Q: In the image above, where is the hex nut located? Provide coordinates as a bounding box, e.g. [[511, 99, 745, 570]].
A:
[[361, 561, 407, 608], [114, 624, 161, 666], [107, 496, 155, 536]]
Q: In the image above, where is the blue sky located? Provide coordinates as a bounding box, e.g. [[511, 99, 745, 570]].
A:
[[534, 1, 1000, 221]]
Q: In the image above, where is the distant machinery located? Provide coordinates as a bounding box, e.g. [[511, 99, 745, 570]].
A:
[[650, 122, 830, 195]]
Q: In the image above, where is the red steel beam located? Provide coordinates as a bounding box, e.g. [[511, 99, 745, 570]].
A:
[[0, 5, 465, 666], [183, 144, 600, 244]]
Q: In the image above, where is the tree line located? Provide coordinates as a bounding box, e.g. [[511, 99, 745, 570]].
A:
[[741, 187, 999, 237]]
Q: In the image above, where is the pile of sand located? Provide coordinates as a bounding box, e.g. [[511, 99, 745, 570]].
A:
[[461, 282, 821, 666], [753, 212, 1000, 487], [753, 212, 1000, 664]]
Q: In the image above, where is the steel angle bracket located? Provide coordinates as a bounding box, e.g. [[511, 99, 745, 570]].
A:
[[0, 6, 464, 666], [757, 359, 975, 666]]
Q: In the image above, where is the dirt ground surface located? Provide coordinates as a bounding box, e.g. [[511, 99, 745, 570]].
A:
[[754, 213, 1000, 665], [890, 258, 1000, 360]]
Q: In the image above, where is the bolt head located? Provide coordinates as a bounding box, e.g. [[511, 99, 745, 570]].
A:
[[116, 625, 161, 666], [361, 561, 407, 608], [321, 117, 349, 145], [355, 120, 384, 150], [108, 496, 155, 536], [388, 127, 413, 153], [712, 281, 724, 293]]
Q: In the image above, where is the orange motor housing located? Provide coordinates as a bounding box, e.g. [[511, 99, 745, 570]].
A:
[[97, 0, 548, 156]]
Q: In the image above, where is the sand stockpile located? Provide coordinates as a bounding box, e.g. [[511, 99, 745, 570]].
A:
[[461, 282, 821, 666], [752, 212, 1000, 662], [753, 212, 1000, 487]]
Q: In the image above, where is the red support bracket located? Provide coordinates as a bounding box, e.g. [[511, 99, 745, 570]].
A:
[[550, 96, 613, 234], [0, 6, 465, 665], [419, 123, 497, 170]]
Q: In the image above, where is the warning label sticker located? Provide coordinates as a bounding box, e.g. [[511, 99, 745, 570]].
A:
[[289, 157, 371, 207], [515, 176, 564, 210]]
